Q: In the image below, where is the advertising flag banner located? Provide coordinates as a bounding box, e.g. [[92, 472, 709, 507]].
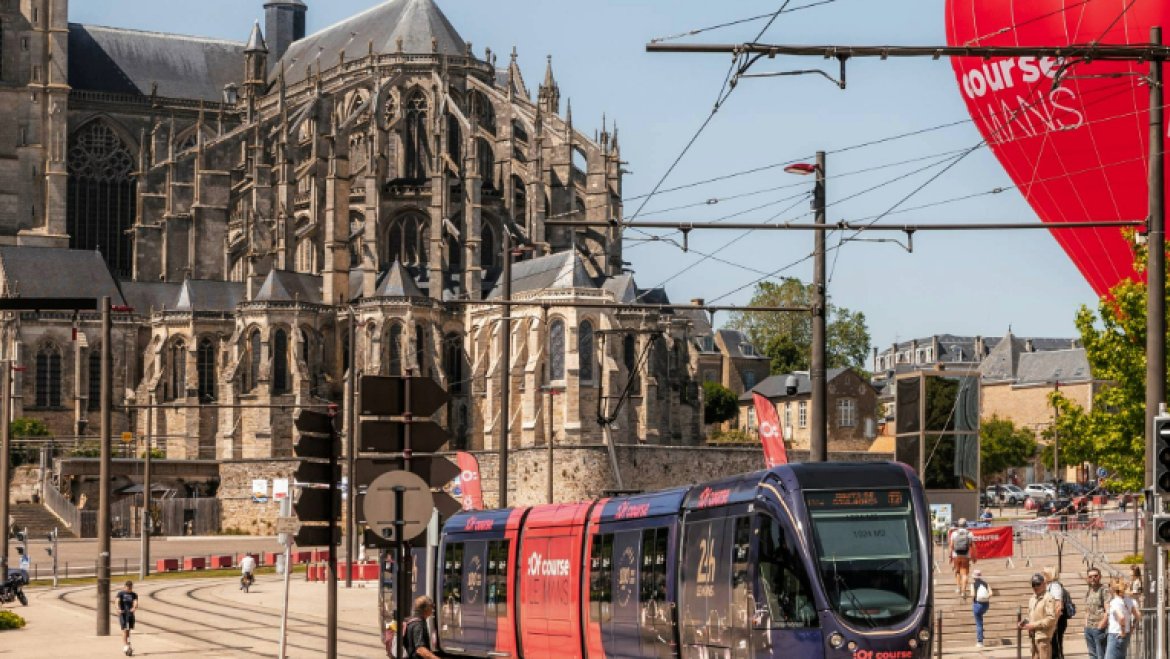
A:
[[456, 451, 484, 511], [753, 392, 788, 467], [970, 526, 1013, 559]]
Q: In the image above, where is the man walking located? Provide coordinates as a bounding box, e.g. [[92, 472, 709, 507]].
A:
[[949, 518, 975, 598], [402, 595, 439, 659], [114, 580, 139, 656], [1045, 567, 1070, 658], [1021, 573, 1058, 659], [1083, 568, 1108, 659]]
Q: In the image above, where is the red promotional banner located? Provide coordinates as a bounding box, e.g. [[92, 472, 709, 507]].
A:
[[456, 451, 484, 511], [970, 526, 1013, 559], [753, 393, 788, 468]]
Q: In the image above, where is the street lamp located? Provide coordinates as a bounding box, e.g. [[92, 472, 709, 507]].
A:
[[784, 153, 827, 462]]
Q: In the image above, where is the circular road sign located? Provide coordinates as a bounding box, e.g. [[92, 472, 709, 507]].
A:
[[1097, 467, 1108, 479], [363, 470, 433, 543]]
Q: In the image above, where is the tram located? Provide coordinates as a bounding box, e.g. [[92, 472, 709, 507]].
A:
[[391, 461, 932, 658]]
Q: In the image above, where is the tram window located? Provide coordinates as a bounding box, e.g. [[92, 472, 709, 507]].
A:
[[640, 528, 669, 609], [487, 540, 509, 618], [757, 515, 818, 629], [681, 518, 731, 649], [590, 534, 613, 622], [730, 516, 753, 655], [442, 542, 465, 638]]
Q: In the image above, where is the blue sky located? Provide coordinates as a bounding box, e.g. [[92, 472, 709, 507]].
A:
[[71, 1, 1106, 354]]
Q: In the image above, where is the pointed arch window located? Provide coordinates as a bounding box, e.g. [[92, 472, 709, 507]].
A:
[[447, 113, 462, 164], [245, 330, 261, 393], [87, 349, 101, 410], [549, 319, 566, 381], [167, 340, 187, 401], [444, 332, 465, 395], [511, 175, 527, 224], [384, 213, 429, 270], [623, 334, 640, 395], [404, 90, 430, 180], [36, 343, 62, 408], [387, 323, 403, 376], [469, 91, 495, 134], [197, 337, 217, 402], [476, 138, 495, 188], [67, 121, 136, 277], [579, 320, 594, 382], [481, 222, 498, 272], [415, 323, 427, 374], [273, 329, 289, 394]]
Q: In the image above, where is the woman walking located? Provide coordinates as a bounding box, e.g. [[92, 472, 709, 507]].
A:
[[1105, 579, 1133, 659], [971, 569, 993, 649]]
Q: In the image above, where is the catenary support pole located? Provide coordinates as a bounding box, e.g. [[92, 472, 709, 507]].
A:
[[810, 151, 828, 463], [1146, 25, 1166, 602], [0, 362, 9, 580], [97, 295, 112, 635], [345, 307, 356, 589], [140, 391, 153, 580], [278, 496, 293, 659], [500, 230, 512, 508]]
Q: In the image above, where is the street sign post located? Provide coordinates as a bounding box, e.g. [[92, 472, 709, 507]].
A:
[[363, 471, 433, 543]]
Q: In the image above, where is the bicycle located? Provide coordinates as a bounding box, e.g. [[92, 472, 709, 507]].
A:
[[240, 572, 254, 593]]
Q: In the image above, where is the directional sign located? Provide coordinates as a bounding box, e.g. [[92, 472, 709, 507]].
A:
[[294, 488, 340, 520], [360, 375, 450, 417], [356, 456, 460, 489], [294, 525, 337, 547], [359, 419, 450, 454], [362, 471, 434, 543], [275, 517, 301, 535], [294, 460, 339, 486]]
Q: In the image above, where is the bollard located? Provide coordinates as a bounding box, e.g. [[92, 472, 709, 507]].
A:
[[64, 562, 68, 579], [1017, 605, 1024, 659], [123, 558, 128, 575]]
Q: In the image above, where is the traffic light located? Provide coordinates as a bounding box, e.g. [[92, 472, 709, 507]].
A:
[[293, 408, 341, 547], [356, 375, 460, 548], [1156, 414, 1170, 494], [1155, 515, 1170, 546]]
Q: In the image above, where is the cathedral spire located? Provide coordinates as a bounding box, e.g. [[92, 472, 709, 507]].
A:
[[537, 54, 560, 115]]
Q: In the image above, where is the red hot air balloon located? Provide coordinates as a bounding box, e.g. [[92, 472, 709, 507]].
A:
[[945, 0, 1169, 297]]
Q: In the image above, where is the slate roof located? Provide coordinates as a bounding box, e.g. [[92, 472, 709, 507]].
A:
[[375, 260, 426, 298], [601, 273, 636, 303], [741, 367, 851, 402], [174, 280, 246, 312], [980, 333, 1026, 381], [68, 23, 245, 102], [487, 251, 596, 299], [1014, 349, 1091, 385], [120, 281, 182, 313], [716, 329, 766, 360], [276, 0, 466, 84], [254, 270, 322, 304], [0, 247, 124, 304]]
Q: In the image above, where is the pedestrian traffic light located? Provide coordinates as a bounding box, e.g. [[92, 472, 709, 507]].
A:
[[1155, 515, 1170, 546], [1156, 414, 1170, 494], [356, 375, 460, 548], [293, 408, 341, 547]]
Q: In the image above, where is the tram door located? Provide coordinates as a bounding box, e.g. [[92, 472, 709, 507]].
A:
[[680, 514, 742, 659], [751, 514, 822, 656], [609, 531, 643, 655]]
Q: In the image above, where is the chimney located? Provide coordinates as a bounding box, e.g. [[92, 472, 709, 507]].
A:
[[872, 346, 878, 372], [911, 339, 919, 364], [690, 298, 705, 307], [975, 335, 985, 358], [1025, 338, 1035, 353], [264, 0, 307, 65]]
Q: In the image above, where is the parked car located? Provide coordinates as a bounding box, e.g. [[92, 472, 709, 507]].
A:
[[1036, 497, 1073, 517], [1025, 483, 1056, 501], [985, 484, 1027, 505]]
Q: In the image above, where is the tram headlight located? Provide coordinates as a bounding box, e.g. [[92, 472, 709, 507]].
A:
[[829, 632, 846, 649], [918, 627, 931, 643], [908, 639, 918, 649], [847, 641, 858, 651]]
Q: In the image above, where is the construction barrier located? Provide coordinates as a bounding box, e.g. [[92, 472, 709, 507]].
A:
[[210, 555, 234, 569], [182, 556, 207, 571], [156, 558, 179, 572]]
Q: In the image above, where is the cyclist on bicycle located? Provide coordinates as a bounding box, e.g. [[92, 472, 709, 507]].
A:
[[239, 554, 256, 592]]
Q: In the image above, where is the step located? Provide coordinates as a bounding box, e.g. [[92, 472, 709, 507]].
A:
[[8, 502, 77, 538]]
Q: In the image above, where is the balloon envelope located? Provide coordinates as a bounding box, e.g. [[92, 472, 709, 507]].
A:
[[945, 0, 1168, 297]]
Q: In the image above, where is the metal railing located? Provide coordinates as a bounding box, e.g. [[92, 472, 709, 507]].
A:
[[40, 484, 80, 532]]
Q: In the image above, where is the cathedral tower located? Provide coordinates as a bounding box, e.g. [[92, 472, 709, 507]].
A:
[[264, 0, 306, 65]]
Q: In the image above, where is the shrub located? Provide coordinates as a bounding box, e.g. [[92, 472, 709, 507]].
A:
[[1119, 554, 1144, 565], [707, 429, 756, 445], [0, 610, 26, 629], [702, 381, 739, 425]]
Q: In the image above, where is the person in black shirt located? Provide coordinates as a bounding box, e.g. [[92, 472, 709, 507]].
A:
[[403, 596, 439, 659], [114, 580, 139, 655]]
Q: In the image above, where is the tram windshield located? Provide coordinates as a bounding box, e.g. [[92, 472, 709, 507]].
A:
[[804, 489, 921, 627]]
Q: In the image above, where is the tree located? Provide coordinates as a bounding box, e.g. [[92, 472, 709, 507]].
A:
[[1047, 238, 1157, 491], [9, 417, 50, 468], [702, 381, 739, 425], [727, 280, 872, 375], [980, 416, 1038, 486]]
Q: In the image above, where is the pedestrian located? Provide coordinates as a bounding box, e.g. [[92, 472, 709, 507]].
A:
[[971, 568, 993, 649], [1105, 579, 1132, 659], [1128, 566, 1142, 608], [1021, 572, 1058, 659], [1118, 493, 1128, 513], [949, 518, 975, 599], [1082, 568, 1108, 659], [401, 595, 439, 659], [1044, 567, 1071, 658], [114, 580, 139, 656]]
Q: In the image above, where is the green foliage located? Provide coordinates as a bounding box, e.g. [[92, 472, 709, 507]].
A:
[[980, 416, 1038, 485], [727, 280, 872, 375], [139, 447, 165, 460], [69, 440, 101, 458], [1046, 238, 1155, 491], [1120, 554, 1145, 565], [8, 417, 50, 467], [702, 381, 739, 425], [0, 610, 26, 629], [707, 429, 757, 445]]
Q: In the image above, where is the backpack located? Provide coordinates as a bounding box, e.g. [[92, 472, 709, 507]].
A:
[[1060, 586, 1077, 620], [975, 583, 991, 603], [401, 617, 425, 658], [952, 529, 970, 554]]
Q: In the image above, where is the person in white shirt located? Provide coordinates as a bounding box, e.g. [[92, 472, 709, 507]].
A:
[[1105, 579, 1131, 659], [1044, 567, 1068, 658], [240, 554, 257, 591]]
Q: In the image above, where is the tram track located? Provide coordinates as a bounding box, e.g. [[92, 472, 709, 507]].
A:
[[54, 578, 383, 658]]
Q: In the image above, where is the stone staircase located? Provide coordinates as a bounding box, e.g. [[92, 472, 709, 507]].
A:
[[8, 502, 76, 539]]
